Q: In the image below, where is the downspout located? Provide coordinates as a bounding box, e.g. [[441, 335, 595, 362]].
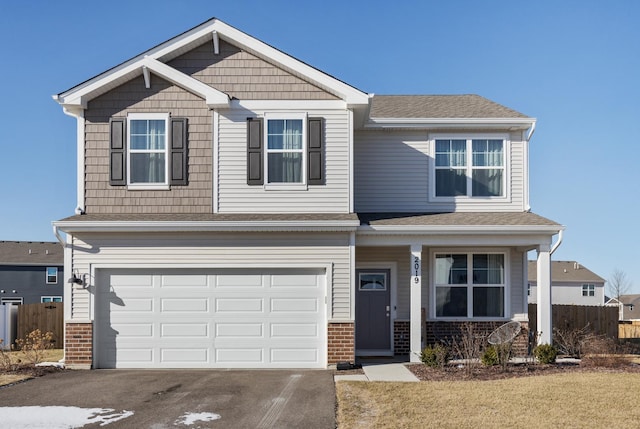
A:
[[550, 229, 563, 255], [524, 121, 536, 212]]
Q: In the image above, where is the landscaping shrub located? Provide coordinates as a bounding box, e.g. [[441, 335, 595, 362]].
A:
[[420, 343, 449, 368], [581, 336, 632, 368], [534, 344, 557, 364], [553, 325, 591, 358], [14, 329, 54, 365], [481, 345, 499, 366]]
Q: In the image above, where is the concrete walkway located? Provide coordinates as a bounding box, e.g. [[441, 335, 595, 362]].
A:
[[334, 362, 419, 382]]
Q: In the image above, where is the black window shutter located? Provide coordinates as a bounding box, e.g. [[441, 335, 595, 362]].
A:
[[109, 117, 126, 186], [247, 117, 264, 185], [170, 117, 188, 186], [307, 117, 325, 185]]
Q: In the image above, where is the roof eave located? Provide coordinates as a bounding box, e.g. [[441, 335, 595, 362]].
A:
[[358, 224, 564, 235], [364, 117, 536, 130], [52, 220, 361, 234]]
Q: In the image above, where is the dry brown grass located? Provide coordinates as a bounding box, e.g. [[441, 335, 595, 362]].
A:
[[0, 349, 64, 386], [336, 372, 640, 429]]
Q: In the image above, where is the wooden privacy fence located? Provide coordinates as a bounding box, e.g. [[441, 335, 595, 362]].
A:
[[16, 302, 64, 349], [528, 304, 618, 339], [619, 321, 640, 339]]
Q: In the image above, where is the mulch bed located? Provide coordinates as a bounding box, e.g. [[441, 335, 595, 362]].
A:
[[407, 360, 640, 381]]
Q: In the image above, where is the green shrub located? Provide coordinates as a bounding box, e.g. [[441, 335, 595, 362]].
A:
[[481, 345, 500, 366], [534, 344, 558, 364], [420, 343, 449, 368]]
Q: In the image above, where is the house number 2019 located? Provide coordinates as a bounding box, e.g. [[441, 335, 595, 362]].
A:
[[413, 256, 420, 283]]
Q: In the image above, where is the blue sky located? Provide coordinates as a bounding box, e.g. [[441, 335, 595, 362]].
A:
[[0, 1, 638, 293]]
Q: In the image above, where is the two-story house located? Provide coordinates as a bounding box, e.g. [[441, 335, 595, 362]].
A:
[[528, 261, 606, 306], [52, 18, 563, 369], [0, 241, 64, 305]]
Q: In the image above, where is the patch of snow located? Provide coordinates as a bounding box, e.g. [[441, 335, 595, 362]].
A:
[[35, 361, 65, 368], [175, 412, 221, 426], [0, 406, 133, 428]]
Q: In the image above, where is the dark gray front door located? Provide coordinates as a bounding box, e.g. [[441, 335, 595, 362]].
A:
[[355, 269, 391, 352]]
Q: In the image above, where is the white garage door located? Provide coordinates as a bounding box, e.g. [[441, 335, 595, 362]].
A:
[[95, 268, 326, 369]]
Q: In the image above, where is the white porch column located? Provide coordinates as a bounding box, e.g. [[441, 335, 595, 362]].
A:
[[536, 244, 552, 344], [410, 244, 422, 362]]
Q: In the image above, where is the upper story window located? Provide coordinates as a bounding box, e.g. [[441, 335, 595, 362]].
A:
[[266, 117, 305, 184], [246, 115, 324, 188], [582, 283, 595, 297], [127, 113, 169, 188], [434, 252, 506, 318], [46, 267, 58, 284], [433, 136, 506, 199]]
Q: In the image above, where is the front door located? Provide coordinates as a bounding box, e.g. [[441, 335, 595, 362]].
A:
[[355, 269, 391, 353]]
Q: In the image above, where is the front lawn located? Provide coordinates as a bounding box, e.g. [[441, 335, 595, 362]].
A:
[[336, 371, 640, 428]]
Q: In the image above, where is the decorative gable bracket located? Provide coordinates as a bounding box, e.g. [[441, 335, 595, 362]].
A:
[[53, 56, 230, 111]]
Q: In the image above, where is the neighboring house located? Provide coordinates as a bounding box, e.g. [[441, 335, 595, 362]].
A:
[[608, 295, 640, 320], [0, 241, 64, 304], [52, 18, 563, 369], [528, 261, 605, 306]]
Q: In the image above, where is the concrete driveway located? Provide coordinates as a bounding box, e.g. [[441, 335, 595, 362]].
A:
[[0, 369, 336, 428]]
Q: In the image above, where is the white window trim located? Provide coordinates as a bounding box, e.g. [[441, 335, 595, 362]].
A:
[[428, 133, 511, 202], [429, 248, 510, 320], [263, 112, 308, 190], [41, 296, 62, 303], [46, 267, 58, 284], [582, 283, 595, 297], [126, 113, 170, 190], [1, 297, 23, 305]]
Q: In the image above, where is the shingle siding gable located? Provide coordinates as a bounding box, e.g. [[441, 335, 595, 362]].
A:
[[168, 40, 338, 100]]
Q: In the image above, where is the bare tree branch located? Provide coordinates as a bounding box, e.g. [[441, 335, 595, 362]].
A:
[[608, 268, 631, 300]]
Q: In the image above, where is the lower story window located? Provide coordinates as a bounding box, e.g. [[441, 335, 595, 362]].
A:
[[41, 296, 62, 303], [435, 253, 505, 318]]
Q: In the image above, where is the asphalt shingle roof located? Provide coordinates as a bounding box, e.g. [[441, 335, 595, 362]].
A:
[[0, 241, 63, 265], [528, 261, 606, 283], [369, 94, 530, 119]]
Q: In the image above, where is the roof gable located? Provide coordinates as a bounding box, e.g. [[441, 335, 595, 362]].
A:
[[528, 260, 606, 283], [54, 18, 369, 112]]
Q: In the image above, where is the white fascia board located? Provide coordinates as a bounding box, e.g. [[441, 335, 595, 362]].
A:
[[55, 18, 369, 109], [229, 99, 348, 111], [53, 220, 361, 233], [54, 57, 229, 109], [364, 117, 537, 130], [358, 224, 564, 235]]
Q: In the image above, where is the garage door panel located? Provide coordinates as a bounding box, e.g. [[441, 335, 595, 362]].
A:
[[215, 298, 263, 312], [215, 274, 264, 288], [271, 323, 318, 338], [161, 323, 209, 338], [161, 298, 209, 312], [216, 322, 263, 338], [161, 348, 209, 363], [216, 348, 263, 363], [160, 274, 209, 288], [96, 269, 326, 368], [271, 298, 318, 313]]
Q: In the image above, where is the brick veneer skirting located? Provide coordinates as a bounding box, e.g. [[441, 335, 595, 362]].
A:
[[328, 322, 355, 364], [394, 321, 410, 355], [425, 320, 530, 357], [65, 322, 93, 369]]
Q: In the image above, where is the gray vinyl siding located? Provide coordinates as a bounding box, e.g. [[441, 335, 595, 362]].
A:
[[356, 246, 426, 321], [354, 130, 526, 212], [0, 265, 64, 304], [528, 281, 605, 306], [216, 109, 351, 213], [68, 232, 351, 321], [168, 40, 338, 101], [356, 246, 525, 320], [84, 76, 212, 214]]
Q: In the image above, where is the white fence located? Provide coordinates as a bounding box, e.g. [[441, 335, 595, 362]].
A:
[[0, 304, 18, 349]]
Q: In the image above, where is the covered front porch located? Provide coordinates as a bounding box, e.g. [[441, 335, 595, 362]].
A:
[[353, 212, 564, 362]]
